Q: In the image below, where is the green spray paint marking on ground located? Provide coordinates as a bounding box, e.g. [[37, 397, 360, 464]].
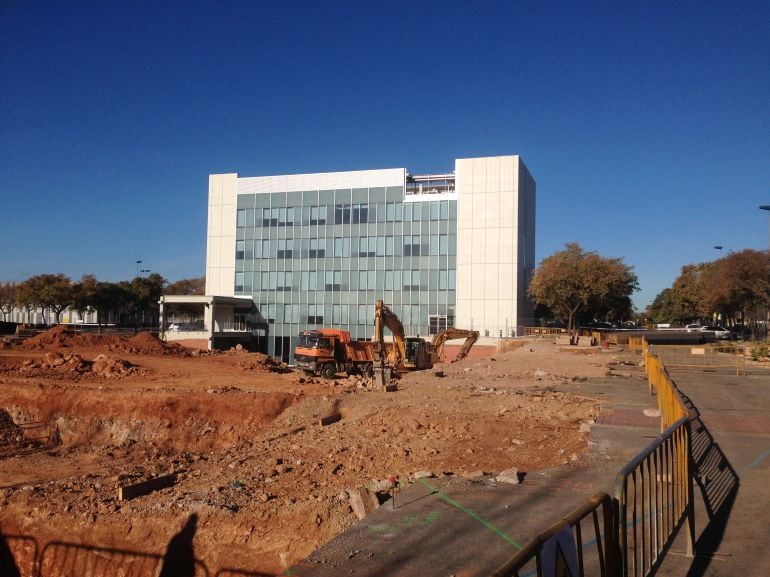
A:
[[418, 478, 523, 550]]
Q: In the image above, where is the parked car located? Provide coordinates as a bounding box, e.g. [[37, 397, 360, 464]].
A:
[[700, 325, 731, 339], [685, 324, 703, 333]]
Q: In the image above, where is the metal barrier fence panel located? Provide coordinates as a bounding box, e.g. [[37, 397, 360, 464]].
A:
[[614, 418, 694, 577], [488, 493, 617, 577], [524, 327, 569, 336], [647, 344, 745, 375]]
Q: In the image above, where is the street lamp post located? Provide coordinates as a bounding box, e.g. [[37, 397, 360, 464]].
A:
[[760, 206, 770, 251], [761, 206, 770, 341], [136, 260, 142, 278]]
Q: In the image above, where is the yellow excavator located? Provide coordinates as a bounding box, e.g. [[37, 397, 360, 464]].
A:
[[431, 328, 479, 363], [373, 300, 434, 376]]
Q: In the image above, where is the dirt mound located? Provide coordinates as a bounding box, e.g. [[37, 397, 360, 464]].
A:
[[91, 354, 136, 378], [20, 325, 124, 351], [21, 325, 73, 349], [18, 352, 137, 379], [233, 351, 288, 372], [19, 327, 188, 357], [124, 331, 187, 355]]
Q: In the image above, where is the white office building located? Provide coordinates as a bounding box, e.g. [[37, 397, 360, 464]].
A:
[[199, 154, 535, 361]]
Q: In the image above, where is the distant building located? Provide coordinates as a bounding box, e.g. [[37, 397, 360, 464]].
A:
[[193, 154, 535, 362]]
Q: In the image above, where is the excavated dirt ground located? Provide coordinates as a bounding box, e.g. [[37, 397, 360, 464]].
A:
[[0, 327, 635, 575]]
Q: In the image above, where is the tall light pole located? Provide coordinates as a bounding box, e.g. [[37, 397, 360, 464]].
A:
[[760, 206, 770, 251], [761, 206, 770, 341], [136, 260, 142, 278]]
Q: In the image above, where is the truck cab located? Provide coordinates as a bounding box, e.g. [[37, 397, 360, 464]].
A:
[[294, 329, 375, 378]]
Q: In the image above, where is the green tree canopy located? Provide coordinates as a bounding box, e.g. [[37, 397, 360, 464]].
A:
[[528, 243, 638, 331]]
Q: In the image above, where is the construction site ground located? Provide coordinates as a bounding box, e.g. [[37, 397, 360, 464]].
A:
[[0, 327, 767, 575]]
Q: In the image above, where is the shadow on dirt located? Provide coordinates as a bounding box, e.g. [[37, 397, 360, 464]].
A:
[[0, 515, 274, 577]]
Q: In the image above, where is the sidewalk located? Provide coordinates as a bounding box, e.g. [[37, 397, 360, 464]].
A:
[[655, 368, 770, 577], [287, 367, 770, 576]]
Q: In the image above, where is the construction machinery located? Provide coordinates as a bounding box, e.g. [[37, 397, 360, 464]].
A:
[[431, 328, 479, 363], [294, 328, 376, 378], [374, 300, 434, 372]]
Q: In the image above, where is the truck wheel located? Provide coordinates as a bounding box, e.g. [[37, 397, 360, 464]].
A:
[[321, 364, 336, 379]]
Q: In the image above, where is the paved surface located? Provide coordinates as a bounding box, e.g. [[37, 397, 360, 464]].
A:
[[287, 365, 770, 577], [656, 367, 770, 577]]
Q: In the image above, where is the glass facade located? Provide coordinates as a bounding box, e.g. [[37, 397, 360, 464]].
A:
[[233, 185, 458, 362]]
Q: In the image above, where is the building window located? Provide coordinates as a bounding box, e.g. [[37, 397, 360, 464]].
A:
[[352, 204, 369, 224], [310, 238, 325, 258], [308, 304, 323, 325], [235, 272, 244, 292], [404, 235, 421, 256], [334, 204, 351, 224], [333, 237, 350, 257], [237, 209, 245, 228], [277, 239, 293, 259], [235, 240, 245, 260], [429, 316, 449, 334]]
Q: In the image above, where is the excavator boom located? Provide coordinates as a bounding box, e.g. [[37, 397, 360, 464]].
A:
[[431, 328, 479, 362]]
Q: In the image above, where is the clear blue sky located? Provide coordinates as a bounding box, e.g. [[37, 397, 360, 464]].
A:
[[2, 0, 769, 309]]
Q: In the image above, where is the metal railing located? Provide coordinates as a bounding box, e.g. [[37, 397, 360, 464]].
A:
[[644, 352, 687, 430], [523, 326, 569, 336], [489, 493, 617, 577], [614, 418, 695, 577], [490, 345, 696, 577], [647, 344, 745, 375]]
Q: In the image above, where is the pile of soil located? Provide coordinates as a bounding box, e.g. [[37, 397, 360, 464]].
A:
[[16, 352, 138, 380], [233, 351, 289, 373], [91, 354, 136, 378], [122, 332, 188, 355], [19, 326, 188, 357]]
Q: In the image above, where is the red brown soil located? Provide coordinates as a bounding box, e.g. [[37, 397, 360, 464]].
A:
[[0, 332, 634, 575]]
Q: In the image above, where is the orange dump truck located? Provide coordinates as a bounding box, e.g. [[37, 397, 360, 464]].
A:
[[294, 329, 376, 378]]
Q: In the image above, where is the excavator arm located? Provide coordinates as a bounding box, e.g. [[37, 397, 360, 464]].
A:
[[374, 300, 407, 368], [431, 328, 479, 362]]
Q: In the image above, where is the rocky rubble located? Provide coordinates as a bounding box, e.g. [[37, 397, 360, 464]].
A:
[[17, 352, 137, 379], [0, 334, 635, 574]]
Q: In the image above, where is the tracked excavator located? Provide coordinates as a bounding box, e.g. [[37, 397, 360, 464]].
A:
[[373, 300, 433, 384], [431, 328, 479, 363]]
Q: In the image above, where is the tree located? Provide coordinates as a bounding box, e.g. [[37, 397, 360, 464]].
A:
[[701, 249, 770, 325], [164, 277, 205, 296], [0, 283, 16, 321], [14, 278, 40, 324], [647, 288, 677, 324], [668, 264, 707, 322], [528, 243, 639, 331], [33, 274, 74, 324], [121, 273, 166, 328]]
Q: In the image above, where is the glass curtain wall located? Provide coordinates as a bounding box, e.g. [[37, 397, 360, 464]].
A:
[[234, 186, 457, 363]]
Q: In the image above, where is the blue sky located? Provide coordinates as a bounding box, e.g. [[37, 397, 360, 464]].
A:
[[2, 0, 769, 309]]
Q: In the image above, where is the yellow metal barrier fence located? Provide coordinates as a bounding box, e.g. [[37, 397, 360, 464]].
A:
[[647, 344, 745, 376], [614, 418, 695, 577], [489, 493, 617, 577]]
